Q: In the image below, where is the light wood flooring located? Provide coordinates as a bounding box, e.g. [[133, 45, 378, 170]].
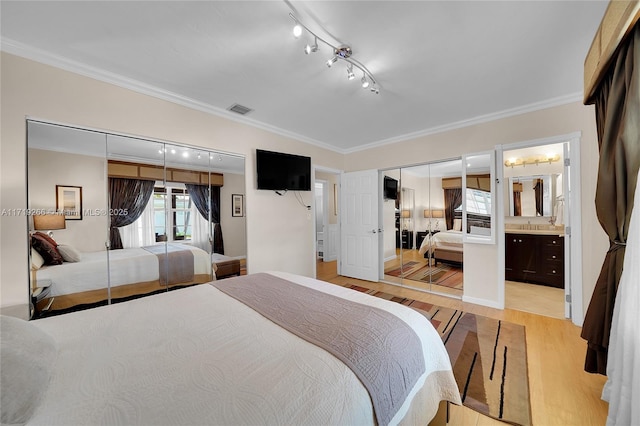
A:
[[316, 259, 609, 426]]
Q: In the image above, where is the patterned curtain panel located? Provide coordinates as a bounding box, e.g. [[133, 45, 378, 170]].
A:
[[444, 188, 463, 231], [109, 178, 155, 250], [581, 24, 640, 375], [185, 184, 224, 255]]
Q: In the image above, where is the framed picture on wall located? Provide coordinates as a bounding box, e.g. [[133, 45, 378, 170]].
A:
[[56, 185, 83, 220], [232, 194, 244, 217]]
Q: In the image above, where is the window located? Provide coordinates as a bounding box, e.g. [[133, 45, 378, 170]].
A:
[[464, 188, 491, 215], [153, 186, 192, 242]]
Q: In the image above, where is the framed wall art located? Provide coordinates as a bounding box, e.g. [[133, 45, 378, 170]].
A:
[[232, 194, 244, 217], [56, 185, 83, 220]]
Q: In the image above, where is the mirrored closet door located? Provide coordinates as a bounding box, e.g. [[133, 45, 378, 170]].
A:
[[27, 120, 245, 318], [382, 159, 464, 297]]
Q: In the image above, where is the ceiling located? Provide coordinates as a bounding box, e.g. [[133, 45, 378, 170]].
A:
[[1, 1, 608, 154]]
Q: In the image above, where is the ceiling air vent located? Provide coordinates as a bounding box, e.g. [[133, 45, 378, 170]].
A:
[[227, 103, 253, 115]]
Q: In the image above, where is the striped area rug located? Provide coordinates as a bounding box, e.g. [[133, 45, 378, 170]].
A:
[[348, 285, 532, 426]]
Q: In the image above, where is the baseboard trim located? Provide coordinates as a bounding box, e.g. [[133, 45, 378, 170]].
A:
[[462, 295, 503, 309]]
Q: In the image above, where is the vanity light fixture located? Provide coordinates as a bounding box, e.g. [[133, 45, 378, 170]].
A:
[[504, 154, 561, 168], [290, 12, 380, 94]]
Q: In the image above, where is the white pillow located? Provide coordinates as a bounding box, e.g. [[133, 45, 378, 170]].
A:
[[453, 218, 462, 231], [57, 244, 82, 262], [31, 248, 45, 270], [0, 315, 58, 425]]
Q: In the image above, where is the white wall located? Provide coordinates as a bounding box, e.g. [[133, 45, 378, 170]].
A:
[[344, 101, 606, 317], [0, 52, 343, 308], [219, 172, 246, 258]]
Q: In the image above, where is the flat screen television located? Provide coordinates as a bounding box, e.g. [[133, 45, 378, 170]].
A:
[[256, 149, 311, 191], [383, 176, 398, 200]]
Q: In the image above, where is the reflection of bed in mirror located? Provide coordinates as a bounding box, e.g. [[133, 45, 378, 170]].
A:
[[418, 230, 463, 265], [32, 243, 213, 312]]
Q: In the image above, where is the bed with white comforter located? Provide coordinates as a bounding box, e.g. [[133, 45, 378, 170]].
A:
[[1, 271, 461, 426]]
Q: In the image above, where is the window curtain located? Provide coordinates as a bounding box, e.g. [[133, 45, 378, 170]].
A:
[[109, 178, 155, 250], [513, 191, 522, 216], [581, 23, 640, 376], [533, 179, 544, 216], [190, 202, 210, 252], [444, 188, 463, 230], [185, 184, 224, 254], [121, 197, 155, 248]]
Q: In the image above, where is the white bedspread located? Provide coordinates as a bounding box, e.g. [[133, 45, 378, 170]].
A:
[[36, 245, 211, 297], [419, 229, 463, 255], [28, 271, 460, 426]]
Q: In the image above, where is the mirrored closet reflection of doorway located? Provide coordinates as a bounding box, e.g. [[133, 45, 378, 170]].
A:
[[26, 120, 246, 319], [382, 159, 465, 297]]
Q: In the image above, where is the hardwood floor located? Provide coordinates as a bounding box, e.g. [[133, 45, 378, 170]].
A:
[[316, 259, 609, 426]]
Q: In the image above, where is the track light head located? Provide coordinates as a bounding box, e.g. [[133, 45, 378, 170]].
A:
[[326, 56, 338, 67], [347, 63, 355, 80], [370, 85, 380, 94], [293, 24, 302, 38], [304, 37, 318, 54], [361, 75, 370, 88]]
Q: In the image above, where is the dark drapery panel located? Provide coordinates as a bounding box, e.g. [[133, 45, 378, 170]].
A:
[[581, 24, 640, 375], [534, 179, 544, 216], [185, 184, 224, 255], [444, 188, 463, 230], [513, 191, 522, 216], [109, 178, 155, 250]]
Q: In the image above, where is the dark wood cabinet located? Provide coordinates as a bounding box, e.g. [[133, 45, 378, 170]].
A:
[[396, 230, 414, 249], [505, 233, 564, 288], [416, 231, 428, 248]]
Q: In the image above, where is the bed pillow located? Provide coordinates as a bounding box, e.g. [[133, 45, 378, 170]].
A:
[[453, 218, 462, 231], [31, 234, 63, 265], [57, 244, 82, 263], [0, 315, 58, 425], [33, 231, 59, 248], [31, 248, 45, 270]]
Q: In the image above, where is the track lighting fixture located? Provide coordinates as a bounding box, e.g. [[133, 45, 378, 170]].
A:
[[289, 12, 380, 94]]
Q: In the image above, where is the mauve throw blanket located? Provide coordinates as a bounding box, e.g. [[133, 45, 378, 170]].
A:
[[213, 273, 426, 426], [142, 244, 194, 285]]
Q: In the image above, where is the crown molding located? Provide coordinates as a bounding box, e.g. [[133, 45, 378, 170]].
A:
[[1, 38, 341, 153], [3, 38, 581, 156], [343, 92, 583, 154]]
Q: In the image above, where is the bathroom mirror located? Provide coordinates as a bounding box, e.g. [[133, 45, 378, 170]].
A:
[[508, 174, 559, 217]]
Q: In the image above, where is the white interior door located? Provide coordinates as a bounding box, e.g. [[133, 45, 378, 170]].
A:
[[340, 169, 380, 282]]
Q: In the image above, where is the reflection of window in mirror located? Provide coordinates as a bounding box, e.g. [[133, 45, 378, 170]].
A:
[[462, 152, 495, 243]]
